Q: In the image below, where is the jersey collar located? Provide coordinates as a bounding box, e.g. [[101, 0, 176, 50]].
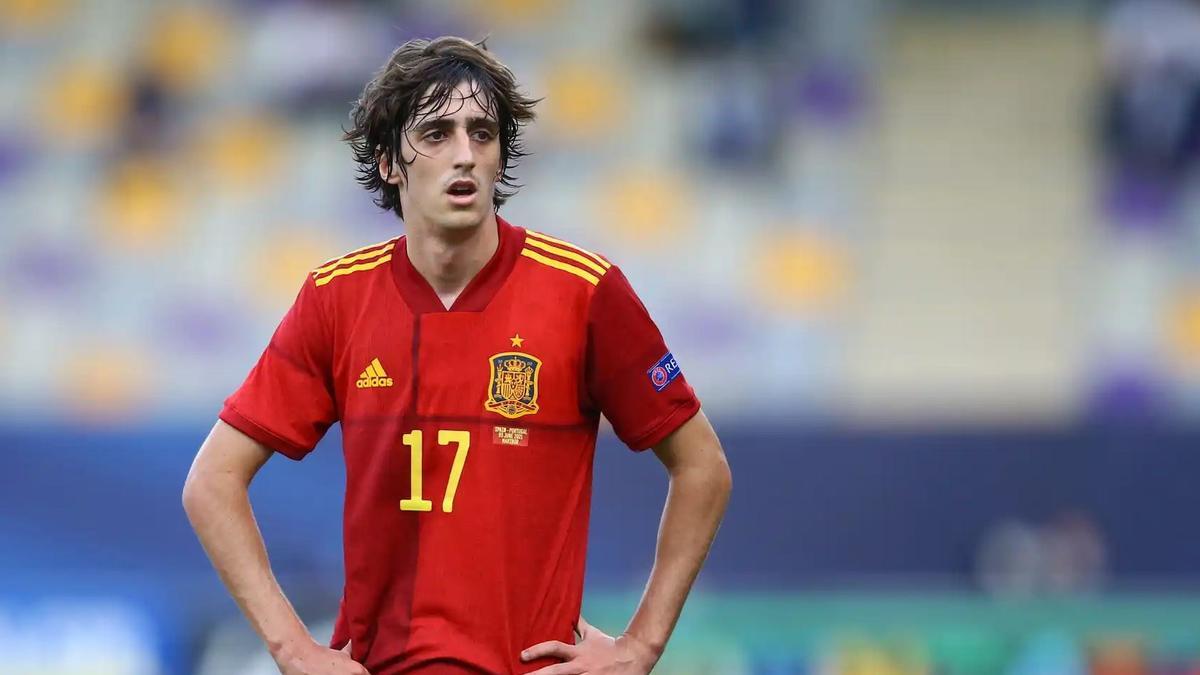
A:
[[391, 215, 525, 314]]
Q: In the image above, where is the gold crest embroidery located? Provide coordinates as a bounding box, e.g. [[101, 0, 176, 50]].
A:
[[484, 352, 541, 419]]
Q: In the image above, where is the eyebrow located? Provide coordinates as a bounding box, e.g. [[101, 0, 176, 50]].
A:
[[412, 116, 499, 135]]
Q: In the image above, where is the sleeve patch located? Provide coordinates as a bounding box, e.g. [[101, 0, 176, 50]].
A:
[[647, 352, 682, 392]]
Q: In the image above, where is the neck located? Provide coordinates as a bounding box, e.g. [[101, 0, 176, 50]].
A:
[[404, 212, 500, 309]]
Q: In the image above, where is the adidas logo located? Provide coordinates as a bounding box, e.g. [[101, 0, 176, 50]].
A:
[[356, 358, 394, 389]]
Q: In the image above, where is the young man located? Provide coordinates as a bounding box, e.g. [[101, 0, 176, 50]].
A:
[[183, 37, 731, 675]]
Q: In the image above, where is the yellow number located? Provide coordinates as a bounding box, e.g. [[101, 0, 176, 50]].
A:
[[398, 429, 471, 513], [439, 430, 471, 513], [399, 431, 432, 512]]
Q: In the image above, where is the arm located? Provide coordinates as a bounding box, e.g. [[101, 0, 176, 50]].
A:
[[522, 411, 731, 673], [182, 420, 367, 675], [623, 409, 731, 659]]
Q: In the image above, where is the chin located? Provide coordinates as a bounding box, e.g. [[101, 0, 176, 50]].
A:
[[439, 209, 488, 230]]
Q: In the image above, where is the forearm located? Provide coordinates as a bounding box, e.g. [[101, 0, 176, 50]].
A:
[[624, 456, 731, 657], [183, 473, 310, 655]]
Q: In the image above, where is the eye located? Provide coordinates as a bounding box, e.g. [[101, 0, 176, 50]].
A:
[[472, 129, 495, 142], [423, 130, 446, 142]]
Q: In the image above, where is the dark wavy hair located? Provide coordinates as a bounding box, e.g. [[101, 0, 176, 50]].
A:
[[344, 36, 539, 219]]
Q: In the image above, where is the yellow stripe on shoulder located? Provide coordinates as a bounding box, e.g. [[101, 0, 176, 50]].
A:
[[523, 237, 608, 277], [521, 248, 600, 286], [313, 254, 392, 287], [525, 230, 611, 270], [313, 239, 397, 276]]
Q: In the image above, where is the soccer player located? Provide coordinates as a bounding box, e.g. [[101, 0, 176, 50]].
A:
[[182, 36, 731, 675]]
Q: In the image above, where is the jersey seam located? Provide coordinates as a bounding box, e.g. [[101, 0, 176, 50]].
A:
[[339, 415, 594, 430], [580, 267, 612, 409], [307, 273, 338, 384], [310, 272, 344, 416]]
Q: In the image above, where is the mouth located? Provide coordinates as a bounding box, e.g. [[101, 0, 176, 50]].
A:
[[446, 179, 478, 205]]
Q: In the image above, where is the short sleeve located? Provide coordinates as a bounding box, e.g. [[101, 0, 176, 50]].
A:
[[585, 266, 700, 451], [219, 276, 337, 460]]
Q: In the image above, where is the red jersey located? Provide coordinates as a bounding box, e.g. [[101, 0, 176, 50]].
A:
[[219, 216, 700, 674]]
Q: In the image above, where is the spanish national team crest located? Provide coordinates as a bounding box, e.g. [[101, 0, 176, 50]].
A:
[[484, 352, 542, 419]]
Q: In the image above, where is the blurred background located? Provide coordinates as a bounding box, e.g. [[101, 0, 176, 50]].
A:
[[3, 0, 1200, 672]]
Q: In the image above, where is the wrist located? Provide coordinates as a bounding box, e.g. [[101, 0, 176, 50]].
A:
[[618, 631, 664, 664], [266, 631, 316, 661]]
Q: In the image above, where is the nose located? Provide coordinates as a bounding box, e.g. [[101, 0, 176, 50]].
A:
[[451, 127, 475, 172]]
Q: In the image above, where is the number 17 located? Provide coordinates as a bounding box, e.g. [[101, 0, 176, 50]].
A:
[[399, 429, 471, 513]]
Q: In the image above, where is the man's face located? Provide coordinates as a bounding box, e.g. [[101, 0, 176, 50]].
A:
[[383, 80, 502, 231]]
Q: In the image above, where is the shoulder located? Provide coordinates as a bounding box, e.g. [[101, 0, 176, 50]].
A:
[[517, 228, 616, 290], [309, 237, 399, 290]]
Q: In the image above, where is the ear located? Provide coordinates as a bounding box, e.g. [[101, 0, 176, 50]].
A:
[[378, 152, 403, 186]]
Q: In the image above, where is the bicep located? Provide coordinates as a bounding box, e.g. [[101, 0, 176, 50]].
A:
[[651, 410, 727, 474], [188, 419, 275, 487]]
